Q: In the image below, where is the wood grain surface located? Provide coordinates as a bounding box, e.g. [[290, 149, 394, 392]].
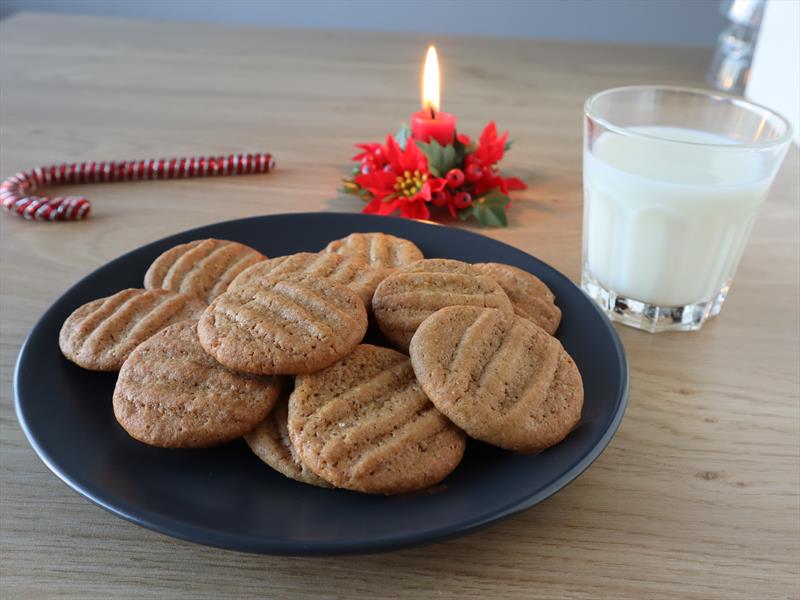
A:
[[1, 12, 798, 600]]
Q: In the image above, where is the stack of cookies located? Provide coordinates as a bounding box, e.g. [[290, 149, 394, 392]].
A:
[[59, 232, 583, 495]]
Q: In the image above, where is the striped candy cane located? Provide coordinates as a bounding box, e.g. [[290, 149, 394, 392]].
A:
[[0, 152, 275, 222]]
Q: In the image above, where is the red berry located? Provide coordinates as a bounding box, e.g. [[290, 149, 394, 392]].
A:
[[453, 191, 472, 209], [431, 190, 450, 206], [446, 168, 465, 188], [465, 164, 483, 183]]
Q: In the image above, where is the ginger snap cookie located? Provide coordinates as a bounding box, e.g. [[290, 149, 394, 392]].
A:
[[230, 252, 386, 307], [245, 395, 332, 488], [198, 273, 368, 375], [323, 232, 424, 271], [59, 288, 206, 371], [409, 306, 583, 453], [473, 262, 561, 335], [371, 258, 514, 351], [287, 344, 466, 495], [113, 320, 281, 448], [144, 238, 265, 304]]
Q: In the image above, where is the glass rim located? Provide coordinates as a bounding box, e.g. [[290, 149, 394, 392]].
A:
[[584, 85, 793, 150]]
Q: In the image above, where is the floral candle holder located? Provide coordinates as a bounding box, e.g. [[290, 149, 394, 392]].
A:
[[341, 46, 526, 227], [342, 124, 526, 227]]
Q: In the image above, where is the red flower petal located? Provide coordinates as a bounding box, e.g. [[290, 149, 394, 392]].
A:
[[504, 176, 527, 191], [480, 121, 498, 146], [352, 142, 382, 161], [363, 195, 402, 216], [399, 199, 430, 221], [386, 135, 429, 175], [476, 121, 508, 166], [428, 177, 447, 193], [354, 171, 397, 198], [472, 170, 505, 197]]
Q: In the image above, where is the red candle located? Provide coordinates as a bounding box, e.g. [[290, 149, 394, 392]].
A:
[[411, 46, 456, 145], [412, 109, 456, 146]]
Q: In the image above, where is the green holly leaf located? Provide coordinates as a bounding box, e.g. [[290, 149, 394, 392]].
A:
[[458, 191, 510, 227], [415, 139, 460, 177], [395, 123, 412, 150]]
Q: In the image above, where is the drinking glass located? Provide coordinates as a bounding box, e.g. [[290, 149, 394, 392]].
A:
[[582, 86, 791, 332]]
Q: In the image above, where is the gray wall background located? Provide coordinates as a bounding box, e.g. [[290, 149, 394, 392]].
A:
[[0, 0, 727, 47]]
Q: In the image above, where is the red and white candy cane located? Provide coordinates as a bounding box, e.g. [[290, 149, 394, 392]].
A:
[[0, 152, 275, 222]]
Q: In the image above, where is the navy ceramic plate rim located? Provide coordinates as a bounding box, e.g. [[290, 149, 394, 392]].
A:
[[14, 212, 629, 556]]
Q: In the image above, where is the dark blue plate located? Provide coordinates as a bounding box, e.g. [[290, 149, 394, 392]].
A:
[[14, 213, 628, 555]]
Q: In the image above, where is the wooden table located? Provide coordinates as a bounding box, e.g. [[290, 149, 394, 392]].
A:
[[1, 13, 798, 600]]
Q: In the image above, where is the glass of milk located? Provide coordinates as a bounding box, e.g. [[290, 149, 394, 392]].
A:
[[582, 86, 791, 332]]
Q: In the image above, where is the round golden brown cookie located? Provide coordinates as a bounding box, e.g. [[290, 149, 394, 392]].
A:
[[323, 232, 424, 271], [371, 258, 514, 351], [144, 238, 265, 304], [288, 344, 466, 494], [473, 262, 561, 335], [113, 320, 281, 448], [198, 273, 368, 375], [245, 394, 332, 488], [230, 252, 386, 308], [59, 288, 206, 371], [409, 306, 583, 453]]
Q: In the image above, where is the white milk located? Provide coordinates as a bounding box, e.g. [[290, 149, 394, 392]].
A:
[[583, 126, 771, 307]]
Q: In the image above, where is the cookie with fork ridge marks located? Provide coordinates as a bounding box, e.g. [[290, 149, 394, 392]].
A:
[[245, 394, 332, 487], [113, 320, 281, 448], [198, 273, 368, 375], [323, 232, 424, 271], [473, 262, 562, 335], [230, 252, 386, 307], [59, 288, 206, 371], [287, 344, 466, 494], [371, 258, 514, 352], [409, 306, 583, 453], [144, 238, 265, 304]]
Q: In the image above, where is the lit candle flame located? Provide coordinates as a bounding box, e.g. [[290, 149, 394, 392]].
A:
[[422, 45, 440, 117]]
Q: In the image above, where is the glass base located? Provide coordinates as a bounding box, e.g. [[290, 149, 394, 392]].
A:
[[581, 269, 727, 333]]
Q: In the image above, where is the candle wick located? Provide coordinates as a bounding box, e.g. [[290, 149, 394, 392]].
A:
[[429, 107, 436, 119]]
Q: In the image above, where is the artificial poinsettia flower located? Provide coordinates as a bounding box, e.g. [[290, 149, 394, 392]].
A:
[[352, 143, 382, 162], [352, 142, 388, 174], [361, 174, 447, 220], [356, 135, 445, 220]]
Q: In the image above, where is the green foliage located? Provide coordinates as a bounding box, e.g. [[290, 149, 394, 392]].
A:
[[415, 139, 461, 177], [458, 190, 509, 227]]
